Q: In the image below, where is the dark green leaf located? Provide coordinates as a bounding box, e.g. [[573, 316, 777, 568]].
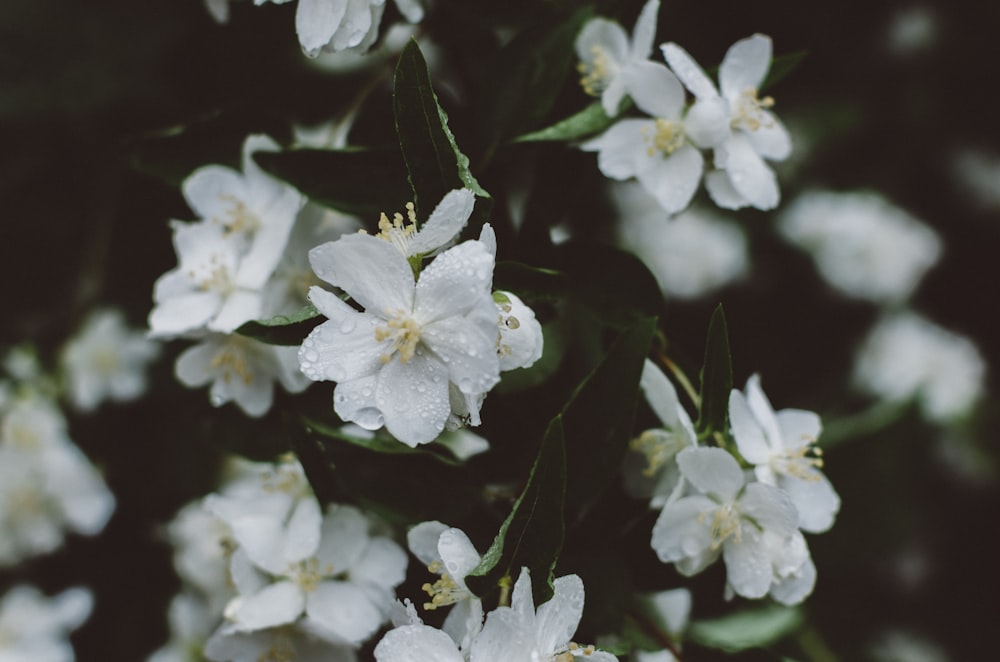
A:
[[689, 605, 804, 652], [561, 317, 656, 517], [762, 51, 808, 91], [465, 415, 567, 602], [494, 261, 571, 302], [514, 99, 626, 144], [301, 414, 464, 467], [234, 304, 323, 346], [253, 147, 412, 217], [392, 39, 490, 222], [696, 304, 733, 435], [475, 8, 593, 159], [284, 413, 343, 506]]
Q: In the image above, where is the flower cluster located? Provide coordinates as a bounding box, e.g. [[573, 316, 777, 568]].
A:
[[629, 361, 839, 604], [580, 1, 792, 214]]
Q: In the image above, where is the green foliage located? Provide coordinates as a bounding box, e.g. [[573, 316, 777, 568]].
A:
[[234, 304, 323, 346], [689, 605, 804, 652], [392, 39, 491, 223], [253, 147, 412, 217], [515, 99, 631, 144], [465, 416, 567, 603], [762, 51, 809, 92], [696, 304, 733, 437]]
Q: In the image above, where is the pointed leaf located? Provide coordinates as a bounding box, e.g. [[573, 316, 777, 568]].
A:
[[688, 605, 804, 652], [762, 51, 808, 92], [465, 416, 567, 603], [514, 99, 630, 144], [234, 304, 323, 346], [253, 147, 412, 217], [696, 304, 733, 436]]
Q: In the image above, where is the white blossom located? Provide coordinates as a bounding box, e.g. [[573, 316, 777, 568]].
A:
[[371, 189, 474, 260], [60, 308, 161, 412], [299, 225, 500, 446], [729, 375, 840, 533], [662, 34, 792, 211], [575, 0, 661, 116], [853, 312, 985, 423], [777, 190, 941, 303], [494, 291, 543, 372], [147, 592, 216, 662], [650, 447, 801, 600], [612, 182, 748, 299], [0, 585, 92, 662]]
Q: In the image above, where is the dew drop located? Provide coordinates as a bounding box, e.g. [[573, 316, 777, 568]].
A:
[[340, 319, 356, 334]]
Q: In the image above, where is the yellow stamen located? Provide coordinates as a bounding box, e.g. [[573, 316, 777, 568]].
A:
[[421, 562, 466, 610], [375, 202, 419, 255], [579, 45, 612, 97], [732, 87, 777, 132], [375, 311, 422, 364]]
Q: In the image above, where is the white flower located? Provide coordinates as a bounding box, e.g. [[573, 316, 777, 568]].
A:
[[650, 447, 800, 600], [265, 0, 423, 58], [729, 375, 840, 533], [663, 34, 792, 211], [494, 291, 543, 372], [204, 624, 358, 662], [165, 500, 236, 612], [623, 360, 697, 507], [298, 230, 500, 446], [581, 59, 714, 214], [60, 308, 161, 412], [0, 585, 92, 662], [407, 521, 483, 651], [371, 189, 475, 260], [149, 135, 302, 338], [575, 0, 661, 116], [471, 567, 617, 661], [175, 333, 309, 417], [777, 190, 941, 303], [147, 592, 216, 662], [612, 182, 748, 299], [852, 312, 985, 423], [952, 147, 1000, 210]]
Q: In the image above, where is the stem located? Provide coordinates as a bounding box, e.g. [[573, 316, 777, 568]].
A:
[[626, 609, 685, 662], [657, 350, 701, 410]]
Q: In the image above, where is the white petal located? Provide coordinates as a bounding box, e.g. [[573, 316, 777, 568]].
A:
[[719, 34, 772, 100], [148, 291, 221, 337], [704, 169, 749, 210], [728, 389, 770, 464], [722, 528, 772, 599], [650, 495, 717, 569], [601, 76, 628, 117], [683, 97, 731, 148], [296, 0, 347, 56], [309, 233, 415, 315], [779, 473, 840, 533], [300, 293, 384, 384], [496, 292, 543, 371], [174, 340, 218, 387], [330, 0, 375, 51], [661, 42, 718, 100], [676, 447, 744, 500], [407, 520, 449, 566], [307, 580, 384, 645], [581, 119, 655, 180], [636, 143, 703, 214], [535, 574, 584, 655], [775, 409, 822, 451], [575, 19, 629, 70], [471, 605, 533, 661], [332, 375, 384, 430], [414, 240, 495, 324], [376, 351, 451, 446], [209, 289, 263, 333], [315, 504, 369, 571], [234, 186, 302, 289], [438, 528, 481, 583], [746, 111, 792, 161], [625, 61, 685, 120], [422, 314, 500, 395], [442, 598, 484, 652], [228, 581, 304, 631], [477, 223, 497, 258], [716, 135, 780, 210], [374, 624, 465, 662], [283, 497, 324, 565], [770, 555, 816, 606], [740, 483, 798, 537], [408, 189, 475, 256], [640, 359, 681, 428], [182, 166, 248, 222], [392, 0, 424, 23], [629, 0, 661, 60], [350, 537, 408, 590]]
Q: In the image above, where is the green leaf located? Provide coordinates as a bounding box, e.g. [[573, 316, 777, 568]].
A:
[[392, 39, 490, 222], [561, 316, 656, 516], [300, 414, 463, 467], [689, 605, 804, 652], [762, 51, 808, 91], [234, 304, 323, 346], [253, 147, 412, 217], [696, 304, 733, 436], [494, 261, 571, 302], [514, 99, 626, 144], [465, 415, 567, 603], [475, 7, 593, 160]]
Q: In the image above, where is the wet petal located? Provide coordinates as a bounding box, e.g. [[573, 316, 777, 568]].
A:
[[716, 134, 780, 210], [309, 233, 414, 315], [661, 42, 718, 100], [296, 0, 347, 56], [376, 351, 451, 446], [636, 143, 703, 214], [414, 240, 494, 324], [676, 447, 744, 500], [375, 624, 465, 662], [719, 34, 772, 100], [409, 189, 474, 256], [300, 287, 384, 383], [307, 580, 383, 645], [535, 574, 584, 654], [625, 61, 685, 119]]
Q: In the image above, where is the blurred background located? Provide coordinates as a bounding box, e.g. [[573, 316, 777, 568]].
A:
[[1, 0, 997, 659]]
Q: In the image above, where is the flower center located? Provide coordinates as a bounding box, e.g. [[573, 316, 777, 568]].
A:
[[700, 502, 743, 550], [643, 119, 686, 156], [290, 557, 334, 593], [375, 311, 422, 364], [578, 45, 614, 97], [731, 87, 776, 132], [771, 436, 825, 481], [375, 202, 419, 255], [217, 193, 261, 236], [210, 342, 254, 385], [630, 428, 687, 476], [192, 256, 235, 294], [421, 561, 467, 610]]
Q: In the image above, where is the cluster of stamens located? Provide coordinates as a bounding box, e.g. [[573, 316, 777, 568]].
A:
[[555, 642, 599, 660], [373, 202, 419, 255], [772, 436, 824, 481], [191, 254, 235, 294], [641, 119, 686, 157], [375, 311, 422, 364], [421, 561, 464, 610], [732, 87, 776, 132], [700, 503, 743, 551], [260, 460, 309, 496], [217, 193, 261, 236], [578, 45, 612, 96], [630, 429, 683, 476], [210, 343, 253, 385], [290, 557, 335, 593]]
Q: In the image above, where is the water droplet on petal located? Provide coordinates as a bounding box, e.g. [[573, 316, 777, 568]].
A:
[[340, 319, 356, 334]]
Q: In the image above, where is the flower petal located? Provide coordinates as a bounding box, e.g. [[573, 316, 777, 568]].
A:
[[438, 527, 482, 583], [407, 520, 449, 566], [315, 504, 369, 571], [414, 240, 494, 324], [722, 528, 772, 599], [641, 359, 681, 428], [309, 233, 414, 315], [650, 495, 717, 569], [719, 34, 772, 100], [661, 42, 718, 100], [535, 574, 584, 655], [307, 580, 384, 645], [182, 166, 248, 222], [728, 389, 770, 464], [746, 110, 792, 161], [332, 375, 384, 430], [575, 19, 629, 71], [629, 0, 661, 60], [376, 351, 451, 446], [625, 61, 685, 120], [779, 473, 840, 533], [375, 624, 466, 662], [296, 0, 348, 56], [775, 409, 822, 451], [300, 287, 385, 383], [351, 537, 408, 590], [227, 581, 304, 631], [636, 143, 703, 214], [716, 134, 780, 211], [422, 312, 500, 396], [409, 189, 474, 256], [684, 97, 731, 148], [704, 169, 749, 210], [676, 447, 744, 500], [148, 291, 221, 337], [581, 119, 655, 180]]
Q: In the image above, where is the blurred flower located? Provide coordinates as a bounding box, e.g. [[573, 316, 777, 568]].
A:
[[0, 585, 92, 662], [885, 6, 937, 57], [61, 308, 161, 412], [778, 190, 941, 304], [147, 592, 215, 662], [869, 629, 948, 662], [663, 34, 792, 211], [853, 312, 985, 423], [575, 0, 661, 116], [952, 147, 1000, 210], [612, 183, 748, 299]]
